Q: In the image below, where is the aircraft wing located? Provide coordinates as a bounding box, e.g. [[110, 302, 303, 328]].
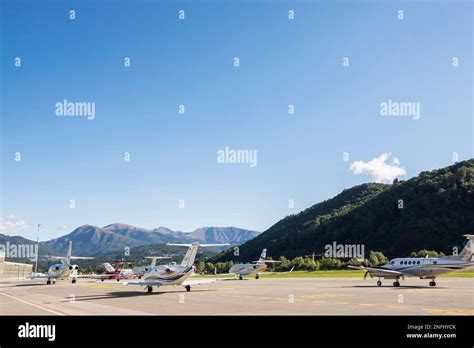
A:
[[252, 260, 282, 263], [77, 274, 114, 279], [120, 281, 166, 287], [264, 266, 295, 274], [348, 265, 404, 276], [27, 274, 50, 279], [182, 278, 217, 286]]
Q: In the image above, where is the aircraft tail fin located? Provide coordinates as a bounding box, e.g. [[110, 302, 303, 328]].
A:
[[64, 241, 73, 264], [182, 244, 200, 267], [458, 234, 474, 261], [103, 263, 115, 272], [166, 243, 199, 267], [253, 248, 281, 264]]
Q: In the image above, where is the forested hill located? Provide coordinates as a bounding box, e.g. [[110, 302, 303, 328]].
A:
[[214, 159, 474, 261]]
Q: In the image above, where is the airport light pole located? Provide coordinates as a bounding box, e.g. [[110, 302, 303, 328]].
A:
[[35, 224, 41, 274]]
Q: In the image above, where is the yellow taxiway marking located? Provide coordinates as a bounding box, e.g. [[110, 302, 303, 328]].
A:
[[423, 308, 444, 312], [359, 303, 376, 307], [334, 301, 350, 305], [387, 306, 407, 310], [423, 308, 474, 315]]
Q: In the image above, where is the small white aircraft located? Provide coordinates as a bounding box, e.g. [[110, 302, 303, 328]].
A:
[[30, 241, 93, 285], [228, 248, 291, 279], [349, 234, 474, 287], [121, 242, 229, 293]]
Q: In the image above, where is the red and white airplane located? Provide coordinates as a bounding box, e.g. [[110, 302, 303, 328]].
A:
[[85, 260, 139, 282]]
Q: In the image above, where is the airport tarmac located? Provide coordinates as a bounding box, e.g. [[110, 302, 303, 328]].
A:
[[0, 277, 472, 315]]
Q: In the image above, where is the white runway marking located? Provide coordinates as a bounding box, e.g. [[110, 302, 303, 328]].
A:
[[0, 292, 65, 316]]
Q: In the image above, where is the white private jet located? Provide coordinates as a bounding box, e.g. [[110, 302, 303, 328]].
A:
[[349, 234, 474, 287], [30, 241, 93, 285], [228, 248, 291, 279], [120, 242, 229, 293]]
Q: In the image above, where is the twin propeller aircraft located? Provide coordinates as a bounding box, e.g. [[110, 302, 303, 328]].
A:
[[349, 235, 474, 287]]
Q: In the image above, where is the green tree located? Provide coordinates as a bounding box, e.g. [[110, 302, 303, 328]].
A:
[[410, 250, 444, 258], [195, 261, 205, 273], [368, 251, 388, 266], [277, 256, 290, 271], [291, 256, 305, 270], [305, 258, 318, 271], [205, 262, 215, 273]]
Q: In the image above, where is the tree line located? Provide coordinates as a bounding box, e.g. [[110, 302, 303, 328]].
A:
[[195, 250, 444, 274]]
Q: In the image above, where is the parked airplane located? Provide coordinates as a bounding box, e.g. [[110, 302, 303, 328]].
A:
[[30, 241, 93, 285], [121, 242, 229, 293], [228, 248, 289, 279], [85, 261, 137, 282], [349, 234, 474, 287]]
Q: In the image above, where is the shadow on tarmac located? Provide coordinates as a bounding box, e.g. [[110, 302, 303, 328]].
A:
[[61, 288, 216, 302], [340, 285, 445, 289]]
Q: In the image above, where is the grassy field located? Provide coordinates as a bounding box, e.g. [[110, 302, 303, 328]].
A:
[[196, 269, 474, 278]]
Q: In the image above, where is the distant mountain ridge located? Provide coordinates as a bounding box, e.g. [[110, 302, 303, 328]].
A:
[[40, 224, 259, 256]]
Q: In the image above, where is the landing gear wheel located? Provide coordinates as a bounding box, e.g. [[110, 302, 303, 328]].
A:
[[185, 285, 191, 292], [239, 275, 243, 280], [52, 280, 56, 284], [376, 280, 382, 287], [116, 279, 120, 282], [71, 279, 76, 284], [255, 274, 259, 279], [101, 279, 104, 282], [429, 281, 436, 287], [393, 281, 400, 287], [46, 280, 51, 285], [146, 286, 153, 293]]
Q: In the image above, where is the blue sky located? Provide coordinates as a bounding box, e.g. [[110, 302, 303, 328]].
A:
[[1, 0, 472, 240]]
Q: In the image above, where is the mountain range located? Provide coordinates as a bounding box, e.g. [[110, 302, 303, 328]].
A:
[[213, 159, 474, 262], [0, 225, 259, 257]]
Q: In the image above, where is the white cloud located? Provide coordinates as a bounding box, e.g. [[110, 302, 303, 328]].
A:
[[0, 215, 29, 235], [350, 153, 407, 184]]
